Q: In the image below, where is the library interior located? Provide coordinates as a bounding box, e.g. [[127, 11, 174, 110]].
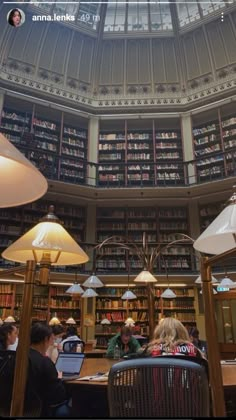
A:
[[0, 0, 236, 418]]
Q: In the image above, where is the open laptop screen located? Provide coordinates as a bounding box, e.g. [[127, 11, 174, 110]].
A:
[[55, 353, 84, 374]]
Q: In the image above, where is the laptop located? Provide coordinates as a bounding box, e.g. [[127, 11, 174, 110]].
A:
[[55, 352, 85, 380]]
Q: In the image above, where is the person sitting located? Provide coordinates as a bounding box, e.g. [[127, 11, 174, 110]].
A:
[[60, 326, 83, 352], [46, 324, 64, 363], [0, 323, 18, 351], [189, 327, 207, 356], [106, 325, 141, 358], [29, 322, 70, 417], [144, 318, 204, 358]]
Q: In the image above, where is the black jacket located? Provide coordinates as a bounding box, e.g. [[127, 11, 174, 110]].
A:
[[28, 348, 67, 411]]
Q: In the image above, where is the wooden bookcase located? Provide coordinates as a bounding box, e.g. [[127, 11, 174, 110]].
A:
[[155, 129, 183, 185], [0, 284, 81, 327], [0, 97, 88, 184], [96, 206, 192, 273], [98, 130, 126, 186], [94, 286, 196, 348]]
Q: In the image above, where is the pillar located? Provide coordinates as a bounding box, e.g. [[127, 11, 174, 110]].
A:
[[181, 113, 196, 184], [87, 116, 99, 186]]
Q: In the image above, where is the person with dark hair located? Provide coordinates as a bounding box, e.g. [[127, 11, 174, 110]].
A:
[[60, 325, 82, 351], [189, 327, 207, 356], [106, 325, 141, 358], [46, 324, 64, 363], [0, 323, 17, 350], [8, 9, 22, 27], [29, 323, 70, 417]]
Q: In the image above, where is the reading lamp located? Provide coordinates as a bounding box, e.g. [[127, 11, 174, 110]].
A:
[[2, 206, 89, 416], [193, 188, 236, 417]]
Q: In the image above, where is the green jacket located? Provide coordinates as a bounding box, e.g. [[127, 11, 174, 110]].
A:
[[106, 333, 141, 358]]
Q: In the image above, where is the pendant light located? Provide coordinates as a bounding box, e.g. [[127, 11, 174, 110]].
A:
[[81, 288, 98, 298], [160, 265, 176, 299], [49, 312, 60, 325], [65, 317, 76, 325], [195, 274, 219, 284], [121, 270, 137, 300], [4, 315, 16, 323], [134, 269, 157, 283], [125, 317, 135, 327], [82, 273, 104, 288], [66, 268, 84, 295], [217, 275, 236, 291], [100, 318, 111, 325]]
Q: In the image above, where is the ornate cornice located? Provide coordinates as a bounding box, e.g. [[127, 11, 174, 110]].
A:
[[1, 62, 236, 113]]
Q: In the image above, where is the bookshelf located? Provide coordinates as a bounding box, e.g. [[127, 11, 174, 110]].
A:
[[199, 201, 223, 232], [0, 284, 14, 320], [0, 97, 88, 184], [98, 131, 126, 186], [155, 129, 184, 185], [127, 130, 154, 186], [94, 286, 196, 348], [96, 206, 192, 273], [221, 114, 236, 177], [192, 114, 224, 181]]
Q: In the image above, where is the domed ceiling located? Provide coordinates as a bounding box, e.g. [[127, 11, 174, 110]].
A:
[[0, 1, 236, 113]]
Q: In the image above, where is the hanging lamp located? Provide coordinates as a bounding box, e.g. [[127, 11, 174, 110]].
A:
[[121, 270, 137, 300]]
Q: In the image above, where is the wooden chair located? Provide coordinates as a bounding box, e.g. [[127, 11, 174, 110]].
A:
[[108, 356, 210, 417]]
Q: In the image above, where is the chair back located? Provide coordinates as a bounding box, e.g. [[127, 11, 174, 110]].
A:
[[63, 340, 85, 353], [108, 356, 210, 417], [0, 350, 42, 417]]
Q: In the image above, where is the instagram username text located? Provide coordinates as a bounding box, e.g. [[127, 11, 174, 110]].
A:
[[32, 14, 100, 22]]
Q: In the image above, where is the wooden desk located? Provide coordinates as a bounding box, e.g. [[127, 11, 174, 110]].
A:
[[66, 359, 236, 417], [84, 349, 107, 358]]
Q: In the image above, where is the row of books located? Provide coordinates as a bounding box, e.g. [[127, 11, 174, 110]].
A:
[[97, 299, 148, 309], [0, 295, 13, 306], [0, 285, 12, 293], [2, 110, 30, 124]]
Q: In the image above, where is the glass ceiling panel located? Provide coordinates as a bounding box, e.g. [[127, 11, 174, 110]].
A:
[[104, 0, 126, 32], [150, 1, 172, 31], [200, 0, 226, 16], [176, 1, 200, 28], [127, 0, 149, 32]]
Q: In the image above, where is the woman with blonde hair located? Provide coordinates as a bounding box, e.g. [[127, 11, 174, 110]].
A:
[[145, 317, 203, 358]]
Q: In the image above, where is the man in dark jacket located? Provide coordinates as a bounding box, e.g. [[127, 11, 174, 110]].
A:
[[106, 325, 141, 358], [28, 323, 70, 416]]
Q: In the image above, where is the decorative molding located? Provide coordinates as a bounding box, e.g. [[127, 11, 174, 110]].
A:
[[1, 62, 236, 111]]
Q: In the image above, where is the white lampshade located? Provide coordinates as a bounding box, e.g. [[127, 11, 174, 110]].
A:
[[2, 206, 89, 266], [66, 283, 84, 294], [49, 314, 60, 325], [134, 269, 157, 283], [81, 288, 98, 298], [82, 274, 104, 288], [0, 133, 47, 207], [125, 317, 135, 327], [101, 318, 111, 325], [66, 317, 76, 325], [195, 275, 219, 284], [161, 288, 177, 299], [121, 290, 137, 300], [216, 276, 236, 291], [4, 315, 16, 323], [200, 288, 217, 295], [194, 196, 236, 254]]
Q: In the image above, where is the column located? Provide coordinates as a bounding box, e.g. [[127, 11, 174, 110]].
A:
[[181, 113, 196, 184], [87, 116, 99, 186], [0, 90, 4, 118], [82, 204, 97, 341]]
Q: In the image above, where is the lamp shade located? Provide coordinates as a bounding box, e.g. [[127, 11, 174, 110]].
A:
[[82, 274, 104, 288], [66, 317, 76, 325], [134, 269, 157, 283], [121, 290, 137, 300], [81, 288, 98, 298], [0, 133, 47, 207], [4, 315, 16, 323], [66, 283, 84, 294], [2, 218, 89, 266], [125, 317, 135, 327], [216, 276, 236, 290], [100, 318, 111, 325], [49, 315, 60, 325], [194, 201, 236, 254], [195, 275, 219, 284], [161, 288, 177, 299]]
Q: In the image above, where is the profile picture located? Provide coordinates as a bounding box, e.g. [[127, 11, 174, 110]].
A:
[[7, 8, 25, 27]]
